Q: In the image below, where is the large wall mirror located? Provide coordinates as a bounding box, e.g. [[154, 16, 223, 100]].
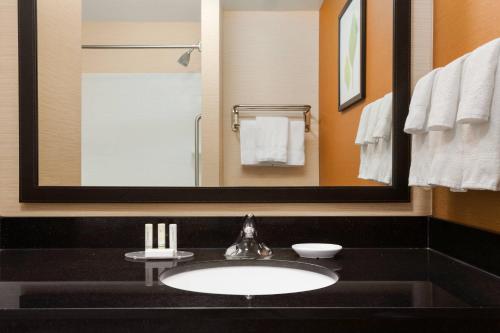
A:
[[18, 0, 410, 202]]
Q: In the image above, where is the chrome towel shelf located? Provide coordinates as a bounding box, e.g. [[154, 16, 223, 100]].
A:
[[232, 104, 311, 132]]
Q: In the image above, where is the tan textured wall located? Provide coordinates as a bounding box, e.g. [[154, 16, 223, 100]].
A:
[[82, 22, 201, 73], [0, 0, 431, 216], [222, 11, 319, 186], [37, 0, 81, 186], [200, 0, 223, 186], [319, 0, 393, 186], [432, 0, 500, 234]]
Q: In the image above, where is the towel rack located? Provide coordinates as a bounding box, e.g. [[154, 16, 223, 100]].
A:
[[231, 104, 311, 132]]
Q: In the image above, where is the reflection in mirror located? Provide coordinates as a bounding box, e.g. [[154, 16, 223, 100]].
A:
[[36, 0, 392, 187]]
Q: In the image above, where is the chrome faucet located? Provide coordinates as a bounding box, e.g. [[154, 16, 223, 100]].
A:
[[225, 214, 273, 259]]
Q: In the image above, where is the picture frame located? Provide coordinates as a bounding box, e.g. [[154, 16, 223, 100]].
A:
[[338, 0, 366, 111]]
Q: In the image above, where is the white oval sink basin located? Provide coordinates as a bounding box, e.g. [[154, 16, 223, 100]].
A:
[[160, 261, 338, 296]]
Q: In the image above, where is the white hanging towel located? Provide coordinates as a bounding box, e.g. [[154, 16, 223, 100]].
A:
[[460, 52, 500, 190], [355, 103, 372, 145], [286, 120, 305, 166], [427, 54, 468, 131], [457, 38, 500, 124], [408, 132, 434, 188], [255, 116, 289, 163], [355, 103, 373, 179], [404, 68, 440, 134], [373, 93, 393, 185], [373, 93, 393, 140], [373, 131, 393, 185], [363, 99, 382, 144], [428, 126, 465, 191], [239, 119, 258, 165], [357, 99, 384, 182]]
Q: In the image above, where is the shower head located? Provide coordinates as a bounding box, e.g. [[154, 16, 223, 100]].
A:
[[178, 48, 194, 67], [177, 43, 201, 67]]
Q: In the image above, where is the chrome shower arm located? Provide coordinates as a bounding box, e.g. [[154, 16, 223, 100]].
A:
[[82, 43, 201, 50]]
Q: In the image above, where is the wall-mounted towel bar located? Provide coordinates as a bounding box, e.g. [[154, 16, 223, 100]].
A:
[[232, 104, 311, 132]]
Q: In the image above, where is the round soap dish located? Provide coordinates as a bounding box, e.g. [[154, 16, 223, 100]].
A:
[[124, 250, 194, 261], [292, 243, 342, 259]]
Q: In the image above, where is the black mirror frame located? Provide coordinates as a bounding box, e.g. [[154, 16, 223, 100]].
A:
[[18, 0, 411, 203]]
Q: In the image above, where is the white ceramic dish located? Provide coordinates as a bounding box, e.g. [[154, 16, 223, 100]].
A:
[[292, 243, 342, 259]]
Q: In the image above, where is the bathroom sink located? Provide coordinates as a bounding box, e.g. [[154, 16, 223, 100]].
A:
[[159, 260, 338, 296]]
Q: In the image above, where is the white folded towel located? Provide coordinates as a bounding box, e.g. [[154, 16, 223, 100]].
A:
[[373, 93, 393, 140], [286, 120, 305, 166], [239, 119, 258, 165], [457, 38, 500, 124], [363, 99, 383, 144], [355, 103, 374, 179], [355, 103, 372, 145], [404, 69, 440, 134], [373, 94, 393, 185], [373, 131, 393, 185], [428, 125, 464, 191], [427, 54, 468, 131], [255, 116, 289, 163], [460, 52, 500, 191], [355, 98, 392, 184]]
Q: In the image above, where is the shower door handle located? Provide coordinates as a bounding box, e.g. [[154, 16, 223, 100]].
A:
[[194, 114, 202, 187]]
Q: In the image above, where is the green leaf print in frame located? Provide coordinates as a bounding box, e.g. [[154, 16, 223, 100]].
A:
[[338, 0, 366, 112]]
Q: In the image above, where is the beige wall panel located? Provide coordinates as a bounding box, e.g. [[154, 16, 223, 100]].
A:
[[37, 0, 82, 185], [0, 0, 431, 216], [222, 11, 319, 187]]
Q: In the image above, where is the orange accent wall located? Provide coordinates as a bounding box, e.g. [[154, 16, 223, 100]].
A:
[[319, 0, 393, 186], [432, 0, 500, 234]]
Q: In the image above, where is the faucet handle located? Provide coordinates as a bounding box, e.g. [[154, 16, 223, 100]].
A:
[[225, 214, 272, 259], [242, 214, 256, 238]]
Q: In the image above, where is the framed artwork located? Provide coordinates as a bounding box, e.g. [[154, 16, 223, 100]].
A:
[[338, 0, 366, 111]]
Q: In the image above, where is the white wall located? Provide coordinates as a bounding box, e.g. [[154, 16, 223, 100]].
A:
[[81, 73, 201, 186]]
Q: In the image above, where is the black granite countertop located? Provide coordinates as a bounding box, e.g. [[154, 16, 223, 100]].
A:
[[0, 248, 499, 332], [0, 248, 498, 309]]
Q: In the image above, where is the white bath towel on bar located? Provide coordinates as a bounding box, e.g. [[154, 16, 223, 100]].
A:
[[355, 103, 373, 145], [363, 99, 382, 144], [373, 92, 393, 141], [286, 120, 305, 166], [255, 116, 289, 164], [427, 54, 468, 131], [408, 132, 434, 188], [240, 119, 258, 165], [404, 68, 440, 134], [373, 93, 393, 185], [356, 102, 375, 179], [461, 52, 500, 191], [428, 125, 465, 191], [356, 98, 392, 184], [457, 38, 500, 124]]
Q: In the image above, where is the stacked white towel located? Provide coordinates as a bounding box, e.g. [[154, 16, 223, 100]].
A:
[[457, 38, 500, 124], [239, 116, 306, 167], [405, 69, 441, 188], [355, 93, 393, 185], [427, 55, 467, 131], [461, 50, 500, 190], [255, 116, 289, 163], [240, 119, 258, 165], [404, 68, 440, 134], [287, 120, 305, 166], [406, 37, 500, 192], [374, 93, 393, 184]]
